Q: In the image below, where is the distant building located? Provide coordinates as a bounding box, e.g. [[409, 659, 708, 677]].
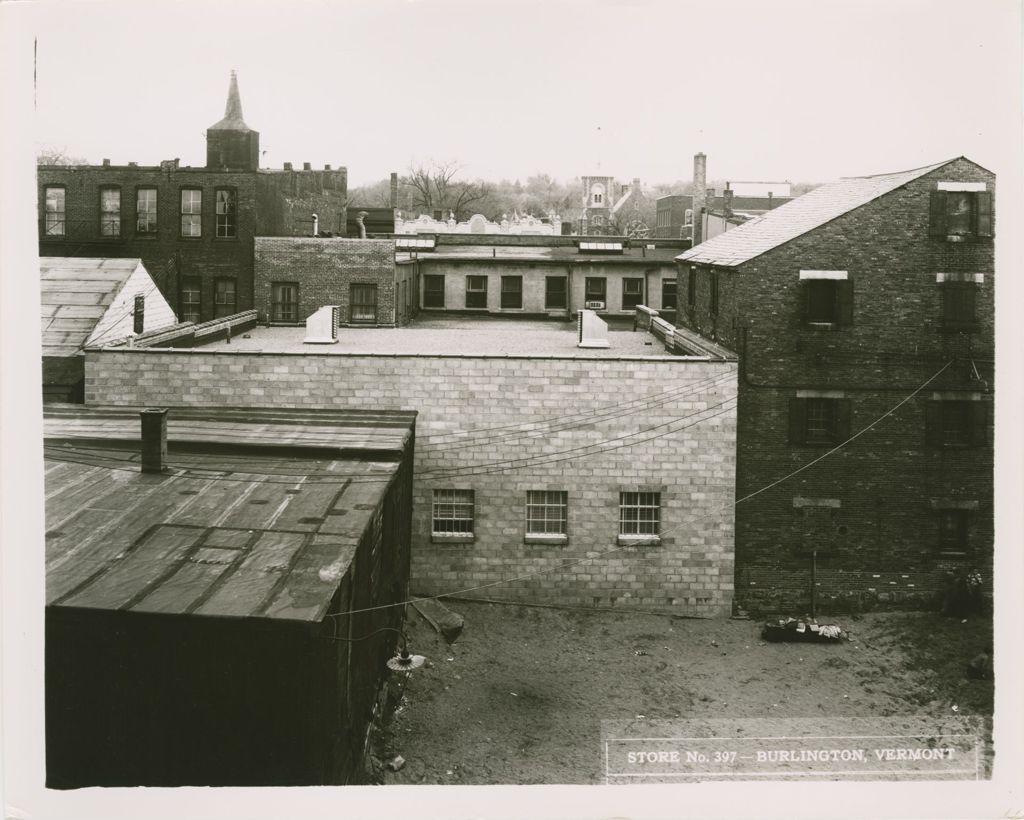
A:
[[37, 72, 348, 323], [40, 257, 176, 401], [44, 404, 416, 787], [611, 177, 656, 238], [395, 210, 562, 236], [579, 173, 615, 235], [676, 156, 994, 613]]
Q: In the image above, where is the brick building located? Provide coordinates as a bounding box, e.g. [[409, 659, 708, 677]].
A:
[[254, 237, 417, 327], [82, 317, 738, 616], [37, 72, 348, 323], [675, 156, 994, 613]]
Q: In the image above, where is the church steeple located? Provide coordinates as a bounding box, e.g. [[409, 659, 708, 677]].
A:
[[206, 70, 259, 170]]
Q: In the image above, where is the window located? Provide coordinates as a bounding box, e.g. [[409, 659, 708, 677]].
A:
[[800, 278, 853, 326], [136, 188, 157, 235], [500, 275, 522, 309], [619, 492, 661, 537], [526, 490, 568, 537], [937, 509, 969, 555], [929, 190, 993, 239], [585, 277, 606, 302], [180, 277, 202, 323], [789, 397, 851, 445], [687, 267, 696, 308], [180, 189, 202, 237], [622, 278, 644, 310], [214, 278, 236, 318], [926, 400, 986, 448], [350, 283, 378, 323], [99, 187, 121, 237], [423, 274, 445, 308], [709, 270, 719, 316], [465, 275, 487, 309], [271, 282, 299, 323], [662, 279, 677, 311], [432, 489, 474, 536], [215, 188, 237, 238], [940, 283, 978, 331], [44, 186, 65, 236], [545, 276, 567, 310]]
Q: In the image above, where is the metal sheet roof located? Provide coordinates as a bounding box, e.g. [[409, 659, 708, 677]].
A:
[[677, 159, 954, 267]]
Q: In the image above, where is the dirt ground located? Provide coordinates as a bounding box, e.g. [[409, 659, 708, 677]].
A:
[[379, 599, 993, 785]]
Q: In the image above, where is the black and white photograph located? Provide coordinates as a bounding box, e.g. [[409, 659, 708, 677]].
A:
[[1, 0, 1021, 818]]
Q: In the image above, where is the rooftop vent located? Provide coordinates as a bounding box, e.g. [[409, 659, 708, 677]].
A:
[[577, 309, 610, 349], [579, 241, 623, 255], [304, 305, 340, 345], [140, 408, 168, 473]]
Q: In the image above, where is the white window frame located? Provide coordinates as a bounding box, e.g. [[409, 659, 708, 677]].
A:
[[525, 490, 568, 543], [432, 489, 475, 539], [618, 491, 661, 544]]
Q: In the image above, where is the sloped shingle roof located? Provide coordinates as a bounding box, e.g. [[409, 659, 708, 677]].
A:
[[39, 258, 143, 357], [677, 159, 954, 267]]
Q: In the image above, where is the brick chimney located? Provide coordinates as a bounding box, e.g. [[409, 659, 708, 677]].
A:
[[140, 408, 168, 473], [133, 294, 145, 335], [390, 172, 399, 208], [692, 153, 707, 245]]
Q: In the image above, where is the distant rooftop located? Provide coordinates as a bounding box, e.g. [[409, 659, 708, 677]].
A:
[[194, 315, 687, 359], [44, 404, 415, 621], [679, 158, 957, 267]]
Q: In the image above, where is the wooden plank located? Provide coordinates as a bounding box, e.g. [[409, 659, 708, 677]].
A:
[[195, 530, 307, 618], [59, 525, 199, 609]]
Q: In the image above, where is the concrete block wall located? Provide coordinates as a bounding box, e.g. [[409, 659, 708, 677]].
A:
[[676, 158, 995, 613], [254, 238, 397, 326], [85, 350, 738, 615]]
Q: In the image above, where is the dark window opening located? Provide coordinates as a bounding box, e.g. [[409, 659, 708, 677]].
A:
[[622, 278, 644, 310], [213, 278, 236, 319], [789, 397, 851, 446], [937, 509, 969, 555], [545, 276, 567, 310], [662, 279, 677, 311], [801, 278, 853, 326], [465, 275, 487, 309], [926, 400, 986, 448], [500, 275, 522, 309], [585, 277, 606, 303], [940, 283, 978, 331], [271, 282, 299, 323], [180, 277, 202, 324], [136, 188, 157, 235], [423, 274, 445, 308], [929, 189, 993, 239]]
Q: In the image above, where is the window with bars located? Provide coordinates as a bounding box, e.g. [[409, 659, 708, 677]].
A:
[[619, 492, 661, 537], [180, 277, 202, 323], [525, 490, 568, 537], [545, 276, 567, 310], [789, 397, 851, 446], [136, 188, 157, 235], [215, 188, 237, 238], [622, 277, 644, 310], [44, 186, 65, 236], [500, 275, 522, 309], [423, 274, 445, 308], [350, 283, 378, 323], [180, 189, 202, 237], [432, 489, 474, 536], [271, 282, 299, 323], [99, 187, 121, 237], [465, 275, 487, 309], [214, 278, 236, 319]]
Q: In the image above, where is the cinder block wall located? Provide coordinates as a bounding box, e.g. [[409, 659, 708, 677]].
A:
[[676, 158, 995, 613], [254, 238, 397, 326], [85, 350, 738, 615]]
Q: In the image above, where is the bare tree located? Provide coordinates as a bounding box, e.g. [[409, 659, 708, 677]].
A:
[[37, 145, 88, 165], [402, 160, 491, 221]]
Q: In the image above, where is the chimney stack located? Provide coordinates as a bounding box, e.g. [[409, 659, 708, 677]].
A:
[[723, 183, 734, 218], [140, 409, 168, 473], [312, 213, 319, 237], [284, 162, 293, 171], [692, 152, 707, 246], [133, 294, 145, 335], [390, 172, 399, 208], [303, 162, 312, 171]]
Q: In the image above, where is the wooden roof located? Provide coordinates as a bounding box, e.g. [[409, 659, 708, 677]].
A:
[[39, 258, 143, 357], [43, 405, 415, 621]]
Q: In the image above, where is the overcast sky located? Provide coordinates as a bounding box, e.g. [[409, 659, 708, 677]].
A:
[[29, 0, 1023, 187]]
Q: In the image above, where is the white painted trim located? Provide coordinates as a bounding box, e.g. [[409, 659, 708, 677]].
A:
[[930, 392, 983, 401], [796, 389, 846, 399], [935, 273, 985, 283], [799, 270, 848, 280], [936, 181, 987, 192], [793, 497, 842, 509]]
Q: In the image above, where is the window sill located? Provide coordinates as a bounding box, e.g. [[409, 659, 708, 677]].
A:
[[431, 533, 475, 544], [803, 322, 839, 330], [617, 534, 661, 547], [524, 534, 568, 546]]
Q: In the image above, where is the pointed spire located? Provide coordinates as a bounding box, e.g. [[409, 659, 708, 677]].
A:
[[208, 70, 252, 132]]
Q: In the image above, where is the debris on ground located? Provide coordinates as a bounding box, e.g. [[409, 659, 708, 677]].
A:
[[387, 755, 406, 772], [966, 652, 992, 680], [412, 598, 465, 643], [762, 617, 846, 643]]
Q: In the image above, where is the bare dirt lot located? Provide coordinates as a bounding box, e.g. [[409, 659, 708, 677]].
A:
[[379, 600, 993, 785]]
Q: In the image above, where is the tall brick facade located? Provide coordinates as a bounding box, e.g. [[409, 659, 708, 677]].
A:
[[676, 157, 995, 613], [84, 347, 738, 616]]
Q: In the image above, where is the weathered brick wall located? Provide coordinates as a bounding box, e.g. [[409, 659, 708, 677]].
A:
[[255, 168, 348, 237], [84, 349, 738, 615], [254, 238, 397, 326], [678, 158, 994, 613], [38, 164, 259, 321]]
